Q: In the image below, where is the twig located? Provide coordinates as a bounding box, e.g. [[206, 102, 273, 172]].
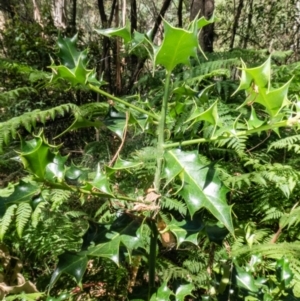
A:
[[108, 112, 129, 167]]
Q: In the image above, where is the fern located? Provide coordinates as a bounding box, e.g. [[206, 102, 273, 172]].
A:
[[0, 204, 17, 240], [161, 197, 187, 216], [31, 201, 46, 228], [268, 134, 300, 153], [0, 103, 75, 152], [16, 202, 32, 237], [50, 189, 72, 210]]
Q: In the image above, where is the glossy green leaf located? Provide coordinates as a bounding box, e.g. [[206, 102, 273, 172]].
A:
[[56, 34, 87, 69], [166, 217, 204, 247], [185, 100, 219, 127], [276, 257, 293, 287], [95, 23, 132, 43], [49, 251, 89, 290], [87, 216, 142, 264], [195, 13, 216, 30], [235, 57, 292, 117], [54, 115, 103, 139], [90, 164, 113, 196], [236, 268, 259, 292], [235, 57, 271, 92], [45, 154, 68, 183], [175, 283, 195, 301], [164, 150, 234, 235], [150, 282, 173, 301], [50, 35, 102, 86], [246, 106, 265, 130], [0, 181, 40, 216], [154, 19, 198, 72], [65, 163, 88, 185], [19, 136, 55, 179], [205, 224, 229, 245], [106, 158, 143, 176]]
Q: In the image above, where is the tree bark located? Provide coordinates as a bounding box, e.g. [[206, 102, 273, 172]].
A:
[[51, 0, 67, 29], [190, 0, 215, 52], [71, 0, 77, 34], [230, 0, 244, 50], [178, 0, 183, 27]]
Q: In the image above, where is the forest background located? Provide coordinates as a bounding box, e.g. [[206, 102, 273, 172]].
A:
[[1, 0, 300, 300]]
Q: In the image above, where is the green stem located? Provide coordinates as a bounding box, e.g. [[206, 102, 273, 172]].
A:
[[154, 71, 171, 190], [163, 120, 288, 149], [88, 84, 158, 120]]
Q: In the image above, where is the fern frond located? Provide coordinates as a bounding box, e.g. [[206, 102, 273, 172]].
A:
[[16, 202, 32, 237], [162, 198, 187, 216], [0, 103, 76, 152], [65, 211, 87, 218], [0, 204, 17, 240], [31, 201, 46, 228], [50, 189, 72, 210], [268, 134, 300, 153]]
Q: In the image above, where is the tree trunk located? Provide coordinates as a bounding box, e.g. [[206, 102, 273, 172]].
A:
[[190, 0, 214, 52], [230, 0, 244, 50], [51, 0, 67, 29], [71, 0, 77, 34]]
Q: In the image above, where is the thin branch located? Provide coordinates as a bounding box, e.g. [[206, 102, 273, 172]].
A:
[[109, 112, 129, 167]]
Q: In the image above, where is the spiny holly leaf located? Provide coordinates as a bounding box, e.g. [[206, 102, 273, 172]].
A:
[[185, 100, 219, 135], [246, 106, 265, 130], [49, 251, 89, 291], [45, 154, 68, 183], [165, 217, 204, 247], [0, 181, 40, 216], [106, 158, 143, 177], [50, 35, 102, 86], [86, 215, 142, 264], [276, 257, 293, 287], [19, 135, 55, 179], [235, 58, 292, 117], [150, 282, 173, 301], [175, 283, 195, 301], [164, 150, 234, 235], [235, 57, 271, 93], [95, 23, 132, 43], [88, 164, 113, 196], [195, 13, 216, 30], [236, 267, 259, 292], [54, 115, 103, 139], [154, 19, 199, 72], [56, 34, 87, 69]]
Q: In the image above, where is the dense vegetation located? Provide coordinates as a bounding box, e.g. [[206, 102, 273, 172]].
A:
[[1, 0, 300, 300]]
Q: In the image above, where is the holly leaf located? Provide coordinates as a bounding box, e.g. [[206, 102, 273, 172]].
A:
[[95, 23, 132, 43], [45, 154, 68, 183], [175, 283, 195, 301], [56, 34, 87, 68], [164, 150, 234, 235], [19, 135, 55, 179], [150, 282, 173, 301], [89, 164, 113, 196], [0, 181, 40, 216], [276, 257, 293, 287], [87, 215, 142, 264], [166, 217, 204, 247], [154, 19, 199, 72], [106, 158, 143, 176], [49, 251, 88, 290], [236, 268, 259, 292], [246, 106, 265, 130], [50, 35, 103, 86]]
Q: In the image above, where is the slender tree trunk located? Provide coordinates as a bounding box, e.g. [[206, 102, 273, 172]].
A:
[[178, 0, 183, 27], [126, 0, 172, 92], [129, 0, 138, 67], [243, 0, 253, 48], [230, 0, 244, 50], [51, 0, 67, 29], [32, 0, 42, 25], [71, 0, 77, 34], [190, 0, 215, 52]]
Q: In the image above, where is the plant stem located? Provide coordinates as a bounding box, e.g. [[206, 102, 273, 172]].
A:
[[163, 120, 289, 149], [88, 84, 158, 120], [154, 71, 171, 190]]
